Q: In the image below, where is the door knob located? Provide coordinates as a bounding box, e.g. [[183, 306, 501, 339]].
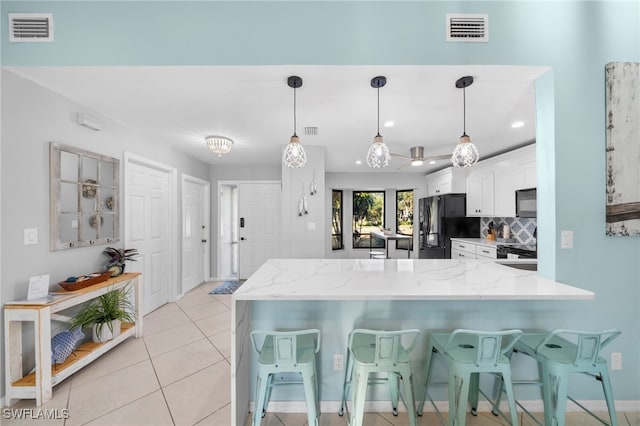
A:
[[201, 239, 207, 243], [240, 237, 246, 241]]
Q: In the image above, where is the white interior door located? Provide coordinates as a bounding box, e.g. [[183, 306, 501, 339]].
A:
[[238, 182, 280, 279], [126, 158, 174, 315], [182, 175, 210, 293]]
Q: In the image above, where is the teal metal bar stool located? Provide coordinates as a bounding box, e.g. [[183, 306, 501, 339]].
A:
[[250, 329, 321, 426], [493, 328, 621, 426], [339, 328, 420, 426], [417, 329, 523, 426]]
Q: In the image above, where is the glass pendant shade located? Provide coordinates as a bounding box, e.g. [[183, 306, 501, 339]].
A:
[[206, 136, 233, 158], [451, 76, 480, 168], [368, 76, 389, 168], [282, 134, 307, 168], [283, 75, 306, 168], [366, 134, 390, 168], [451, 134, 480, 168]]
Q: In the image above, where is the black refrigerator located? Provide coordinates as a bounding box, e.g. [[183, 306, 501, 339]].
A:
[[418, 194, 480, 259]]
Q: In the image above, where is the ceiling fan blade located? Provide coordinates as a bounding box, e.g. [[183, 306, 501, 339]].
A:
[[424, 154, 452, 162], [397, 162, 410, 170], [390, 152, 411, 159]]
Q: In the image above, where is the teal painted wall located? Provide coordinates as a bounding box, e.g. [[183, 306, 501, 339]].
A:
[[1, 1, 639, 401]]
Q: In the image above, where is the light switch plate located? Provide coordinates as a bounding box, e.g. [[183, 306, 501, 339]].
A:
[[560, 230, 573, 249], [24, 228, 38, 245], [307, 222, 316, 231]]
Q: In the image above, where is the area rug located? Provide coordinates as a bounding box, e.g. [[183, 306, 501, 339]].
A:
[[209, 280, 245, 294]]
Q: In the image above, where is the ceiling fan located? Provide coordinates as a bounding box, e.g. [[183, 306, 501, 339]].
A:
[[390, 146, 451, 169]]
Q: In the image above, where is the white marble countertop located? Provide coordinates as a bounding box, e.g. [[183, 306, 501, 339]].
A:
[[450, 237, 518, 247], [232, 259, 593, 301]]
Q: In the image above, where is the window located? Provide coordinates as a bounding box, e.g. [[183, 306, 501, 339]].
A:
[[331, 190, 343, 250], [352, 191, 385, 248], [396, 190, 413, 250]]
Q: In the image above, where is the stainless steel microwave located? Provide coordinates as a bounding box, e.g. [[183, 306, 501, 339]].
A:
[[515, 188, 537, 218]]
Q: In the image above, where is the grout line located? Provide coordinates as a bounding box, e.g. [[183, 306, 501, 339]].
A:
[[194, 402, 232, 426], [207, 332, 229, 361], [75, 389, 165, 426], [144, 334, 177, 426], [148, 338, 223, 388]]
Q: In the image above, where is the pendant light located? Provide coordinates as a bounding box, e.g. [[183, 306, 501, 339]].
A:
[[451, 76, 480, 168], [282, 76, 307, 168], [366, 76, 390, 168]]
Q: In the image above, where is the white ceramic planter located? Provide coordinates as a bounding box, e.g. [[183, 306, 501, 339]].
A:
[[92, 319, 121, 343]]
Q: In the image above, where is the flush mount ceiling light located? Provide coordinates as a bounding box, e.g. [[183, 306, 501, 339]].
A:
[[367, 76, 390, 168], [451, 76, 480, 168], [206, 136, 233, 158], [282, 75, 307, 168]]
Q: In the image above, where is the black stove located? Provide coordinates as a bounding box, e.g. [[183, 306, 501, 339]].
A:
[[496, 244, 537, 259]]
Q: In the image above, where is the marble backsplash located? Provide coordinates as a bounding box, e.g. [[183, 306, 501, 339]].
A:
[[480, 217, 537, 245]]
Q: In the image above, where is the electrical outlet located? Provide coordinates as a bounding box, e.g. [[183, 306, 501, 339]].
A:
[[611, 352, 622, 370], [333, 354, 344, 371]]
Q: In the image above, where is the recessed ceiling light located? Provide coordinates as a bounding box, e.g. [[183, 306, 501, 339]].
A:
[[429, 160, 437, 165], [355, 160, 362, 165], [511, 121, 525, 128], [383, 121, 394, 128]]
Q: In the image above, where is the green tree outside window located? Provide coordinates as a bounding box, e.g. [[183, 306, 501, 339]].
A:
[[332, 190, 343, 250], [396, 190, 413, 250], [353, 191, 385, 248]]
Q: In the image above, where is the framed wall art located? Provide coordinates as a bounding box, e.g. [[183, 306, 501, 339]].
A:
[[605, 62, 640, 236]]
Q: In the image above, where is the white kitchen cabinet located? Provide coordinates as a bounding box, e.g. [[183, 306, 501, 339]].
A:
[[476, 245, 497, 259], [522, 160, 537, 189], [466, 144, 536, 218], [426, 167, 466, 197], [451, 239, 498, 259], [451, 240, 476, 259], [493, 145, 536, 217], [451, 248, 473, 259], [466, 171, 494, 216], [494, 168, 523, 217]]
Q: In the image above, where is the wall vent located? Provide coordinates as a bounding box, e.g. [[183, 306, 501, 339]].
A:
[[8, 13, 54, 42], [446, 13, 488, 42], [304, 126, 318, 136]]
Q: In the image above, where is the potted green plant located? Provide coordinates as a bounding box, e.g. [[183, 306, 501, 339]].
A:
[[69, 287, 135, 342], [103, 247, 139, 277]]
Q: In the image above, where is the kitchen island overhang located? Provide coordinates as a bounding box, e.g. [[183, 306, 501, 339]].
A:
[[231, 259, 594, 425], [232, 258, 594, 301]]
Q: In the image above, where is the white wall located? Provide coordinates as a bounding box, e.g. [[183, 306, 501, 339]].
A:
[[281, 145, 326, 258], [0, 70, 210, 397]]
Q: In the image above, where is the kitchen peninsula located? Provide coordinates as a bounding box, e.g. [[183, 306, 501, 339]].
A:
[[231, 259, 594, 425]]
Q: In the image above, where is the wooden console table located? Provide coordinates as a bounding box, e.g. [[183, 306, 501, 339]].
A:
[[3, 272, 142, 406]]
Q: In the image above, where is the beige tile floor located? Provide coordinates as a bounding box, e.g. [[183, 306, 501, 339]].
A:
[[3, 281, 639, 425]]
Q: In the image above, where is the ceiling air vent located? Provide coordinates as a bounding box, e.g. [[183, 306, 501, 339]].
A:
[[304, 126, 318, 136], [8, 13, 54, 42], [446, 13, 488, 42]]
